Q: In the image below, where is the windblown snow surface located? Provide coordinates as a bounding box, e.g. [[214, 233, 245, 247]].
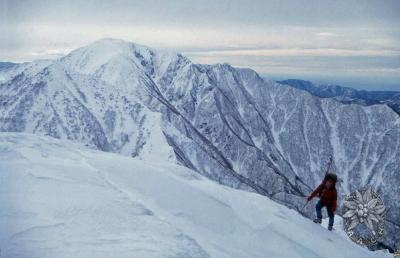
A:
[[0, 133, 392, 258]]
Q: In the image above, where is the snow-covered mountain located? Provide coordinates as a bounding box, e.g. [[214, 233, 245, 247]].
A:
[[277, 79, 400, 115], [0, 133, 392, 258], [1, 38, 399, 250]]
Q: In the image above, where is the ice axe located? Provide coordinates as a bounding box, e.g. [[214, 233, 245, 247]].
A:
[[301, 200, 310, 212], [324, 156, 333, 177]]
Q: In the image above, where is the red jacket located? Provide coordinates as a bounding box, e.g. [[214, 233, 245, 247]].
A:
[[308, 184, 337, 212]]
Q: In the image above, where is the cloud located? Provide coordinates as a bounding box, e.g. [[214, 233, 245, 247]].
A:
[[31, 48, 71, 57], [185, 48, 400, 58], [316, 32, 340, 37]]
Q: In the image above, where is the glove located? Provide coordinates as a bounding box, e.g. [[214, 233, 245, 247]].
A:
[[307, 196, 312, 201]]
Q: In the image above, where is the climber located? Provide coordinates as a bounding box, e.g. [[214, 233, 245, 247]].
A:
[[307, 173, 338, 231]]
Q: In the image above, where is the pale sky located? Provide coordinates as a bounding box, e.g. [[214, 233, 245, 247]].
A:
[[1, 0, 400, 90]]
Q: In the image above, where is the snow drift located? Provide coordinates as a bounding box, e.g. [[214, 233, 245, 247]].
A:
[[0, 133, 392, 258]]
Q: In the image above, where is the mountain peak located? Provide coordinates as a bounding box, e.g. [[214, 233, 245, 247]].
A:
[[59, 38, 186, 77], [58, 38, 153, 74]]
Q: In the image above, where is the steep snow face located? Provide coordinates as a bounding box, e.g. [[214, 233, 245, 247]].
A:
[[0, 133, 392, 258], [1, 38, 399, 249]]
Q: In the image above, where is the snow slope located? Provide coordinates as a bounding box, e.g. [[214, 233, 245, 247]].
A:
[[0, 133, 391, 258]]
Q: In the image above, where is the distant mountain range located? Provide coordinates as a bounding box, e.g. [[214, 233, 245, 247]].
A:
[[277, 79, 400, 115]]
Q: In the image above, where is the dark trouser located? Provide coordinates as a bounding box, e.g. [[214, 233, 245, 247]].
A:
[[316, 200, 334, 227]]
